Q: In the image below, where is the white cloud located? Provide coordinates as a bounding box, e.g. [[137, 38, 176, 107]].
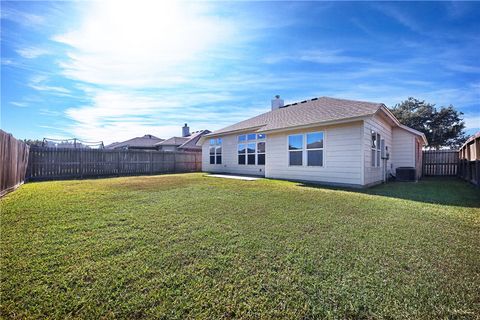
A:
[[53, 0, 236, 87], [62, 89, 266, 143], [16, 47, 49, 59], [10, 101, 28, 108], [1, 6, 45, 27], [264, 49, 373, 65], [28, 75, 71, 95]]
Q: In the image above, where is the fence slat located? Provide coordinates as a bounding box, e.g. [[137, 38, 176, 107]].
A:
[[26, 147, 202, 181], [0, 130, 30, 196], [422, 150, 458, 177]]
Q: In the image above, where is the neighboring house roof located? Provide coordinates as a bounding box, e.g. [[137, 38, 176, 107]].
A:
[[204, 96, 427, 144], [177, 130, 211, 150], [156, 130, 211, 150], [106, 134, 164, 149], [155, 136, 190, 146]]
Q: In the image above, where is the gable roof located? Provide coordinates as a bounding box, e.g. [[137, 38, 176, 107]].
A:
[[209, 97, 383, 135], [177, 130, 211, 150], [204, 96, 427, 145], [106, 134, 163, 149], [156, 136, 189, 146]]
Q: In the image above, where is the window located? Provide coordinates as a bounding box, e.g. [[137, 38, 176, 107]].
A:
[[306, 132, 324, 166], [238, 144, 246, 165], [209, 146, 215, 164], [210, 138, 222, 165], [288, 132, 325, 167], [237, 133, 266, 165], [371, 130, 381, 167], [247, 143, 256, 165], [288, 134, 303, 166], [257, 142, 265, 165]]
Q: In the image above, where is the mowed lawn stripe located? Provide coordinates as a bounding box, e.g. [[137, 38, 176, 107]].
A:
[[1, 173, 479, 319]]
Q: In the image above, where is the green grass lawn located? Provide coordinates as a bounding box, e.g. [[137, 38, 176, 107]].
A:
[[1, 173, 479, 319]]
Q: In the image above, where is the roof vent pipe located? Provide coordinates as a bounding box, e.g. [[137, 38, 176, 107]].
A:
[[271, 95, 284, 110]]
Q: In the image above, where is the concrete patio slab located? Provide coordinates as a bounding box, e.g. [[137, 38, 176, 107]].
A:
[[207, 174, 261, 181]]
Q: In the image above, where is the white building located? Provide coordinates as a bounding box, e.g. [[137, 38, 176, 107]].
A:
[[199, 96, 427, 187]]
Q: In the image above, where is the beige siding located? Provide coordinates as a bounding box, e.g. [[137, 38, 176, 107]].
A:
[[202, 133, 265, 176], [265, 122, 363, 186], [202, 115, 423, 186], [363, 115, 393, 185], [391, 128, 415, 173]]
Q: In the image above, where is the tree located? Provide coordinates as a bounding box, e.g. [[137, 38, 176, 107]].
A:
[[390, 97, 467, 149]]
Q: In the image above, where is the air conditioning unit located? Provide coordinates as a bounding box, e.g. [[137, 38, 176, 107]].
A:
[[396, 167, 416, 181]]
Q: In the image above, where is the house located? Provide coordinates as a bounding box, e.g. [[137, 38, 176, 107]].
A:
[[106, 134, 164, 150], [156, 124, 210, 152], [199, 96, 427, 187]]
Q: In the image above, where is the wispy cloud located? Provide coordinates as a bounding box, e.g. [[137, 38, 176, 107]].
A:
[[10, 101, 28, 108], [264, 49, 373, 65], [16, 47, 49, 59], [372, 3, 424, 33], [28, 74, 71, 95], [1, 6, 45, 27]]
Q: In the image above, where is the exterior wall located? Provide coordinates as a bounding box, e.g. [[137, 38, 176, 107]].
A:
[[391, 128, 415, 173], [202, 118, 422, 186], [363, 115, 393, 186], [202, 133, 265, 176], [414, 137, 423, 179], [265, 122, 363, 186]]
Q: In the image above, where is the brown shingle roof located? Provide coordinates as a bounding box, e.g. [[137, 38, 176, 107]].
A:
[[106, 134, 164, 149], [209, 97, 383, 135], [155, 136, 189, 146], [177, 130, 211, 150]]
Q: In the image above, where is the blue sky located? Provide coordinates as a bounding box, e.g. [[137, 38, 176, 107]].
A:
[[1, 1, 479, 143]]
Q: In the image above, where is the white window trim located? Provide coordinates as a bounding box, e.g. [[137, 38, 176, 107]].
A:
[[237, 133, 266, 166], [209, 139, 222, 165], [371, 130, 381, 168], [287, 131, 326, 168]]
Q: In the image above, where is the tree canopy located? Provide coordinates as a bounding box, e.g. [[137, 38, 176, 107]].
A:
[[390, 97, 467, 149]]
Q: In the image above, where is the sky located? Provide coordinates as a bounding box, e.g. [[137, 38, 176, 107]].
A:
[[1, 1, 479, 144]]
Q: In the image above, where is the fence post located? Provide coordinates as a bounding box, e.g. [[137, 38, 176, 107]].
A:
[[173, 152, 177, 173], [79, 149, 83, 179], [476, 160, 480, 188], [149, 152, 153, 175], [117, 151, 121, 176]]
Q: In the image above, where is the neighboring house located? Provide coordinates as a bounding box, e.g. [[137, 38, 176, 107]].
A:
[[156, 136, 189, 152], [199, 96, 427, 187], [106, 134, 164, 150], [156, 124, 210, 152]]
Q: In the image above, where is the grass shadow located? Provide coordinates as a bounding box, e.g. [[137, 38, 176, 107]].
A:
[[297, 177, 480, 208]]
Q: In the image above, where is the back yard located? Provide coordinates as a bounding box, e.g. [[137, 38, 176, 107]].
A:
[[1, 173, 479, 319]]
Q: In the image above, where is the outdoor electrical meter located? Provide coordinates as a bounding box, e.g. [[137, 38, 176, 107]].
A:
[[381, 139, 390, 160]]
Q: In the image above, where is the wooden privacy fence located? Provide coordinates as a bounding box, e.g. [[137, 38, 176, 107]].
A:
[[27, 147, 202, 181], [422, 150, 459, 176], [458, 132, 480, 187], [0, 130, 30, 196]]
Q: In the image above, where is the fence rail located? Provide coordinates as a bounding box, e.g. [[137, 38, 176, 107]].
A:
[[27, 147, 201, 181], [0, 130, 30, 196], [422, 150, 459, 176]]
